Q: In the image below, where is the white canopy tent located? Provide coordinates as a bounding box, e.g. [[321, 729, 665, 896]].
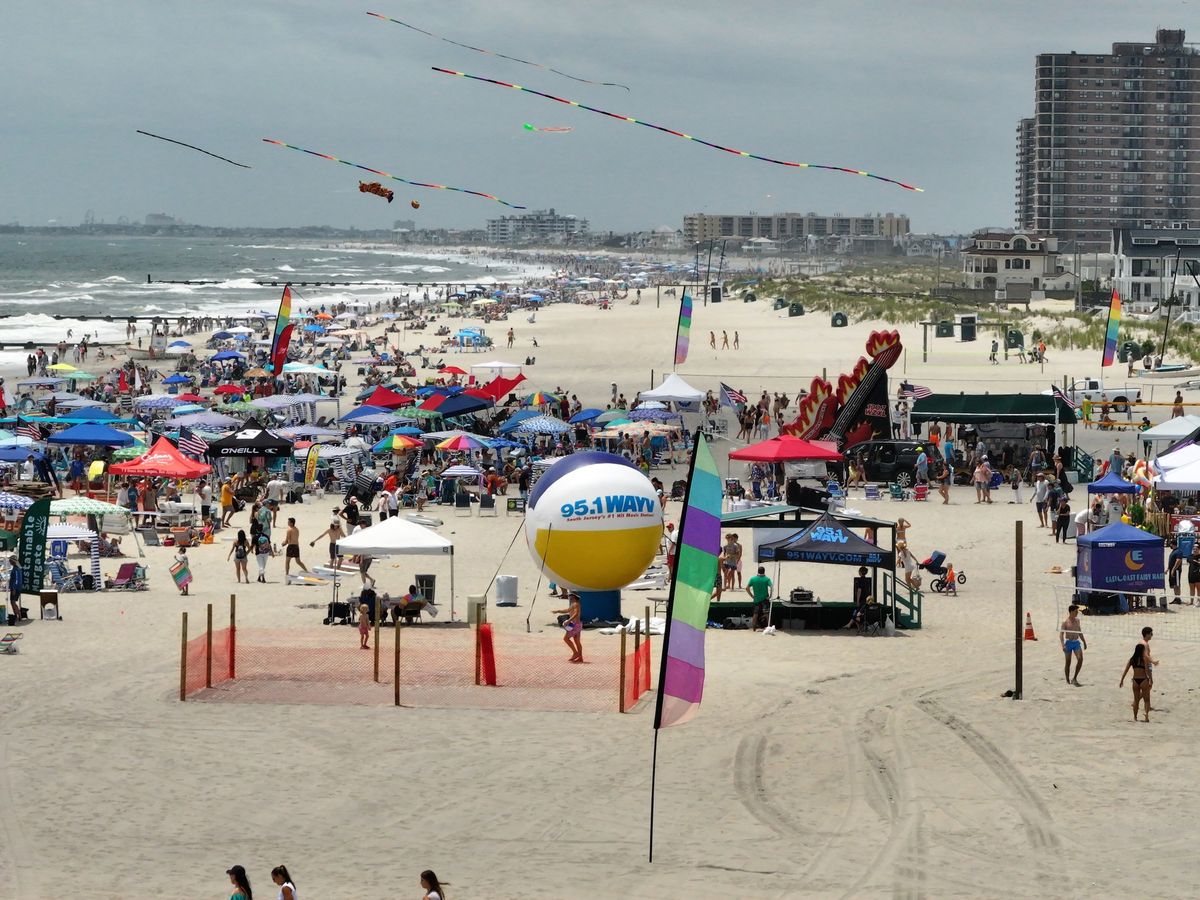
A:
[[1141, 414, 1200, 443], [639, 373, 704, 404], [470, 359, 523, 375], [336, 517, 456, 617], [1153, 458, 1200, 490], [1153, 442, 1200, 472]]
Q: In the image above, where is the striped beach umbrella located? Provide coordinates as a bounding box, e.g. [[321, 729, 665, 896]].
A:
[[372, 434, 424, 453], [0, 492, 34, 512], [436, 433, 488, 452], [523, 391, 558, 406]]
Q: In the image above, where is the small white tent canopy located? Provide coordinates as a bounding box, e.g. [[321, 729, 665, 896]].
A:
[[1154, 442, 1200, 472], [639, 373, 703, 403], [336, 517, 456, 617], [1141, 414, 1200, 443], [1153, 457, 1200, 490], [470, 359, 523, 374]]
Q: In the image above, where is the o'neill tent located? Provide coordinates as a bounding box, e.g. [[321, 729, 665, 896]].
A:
[[204, 418, 293, 458], [109, 436, 212, 479], [336, 517, 456, 617]]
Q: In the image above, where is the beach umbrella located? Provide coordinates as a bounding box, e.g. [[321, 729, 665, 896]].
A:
[[486, 437, 527, 450], [513, 415, 572, 436], [440, 464, 481, 478], [436, 433, 488, 452], [47, 363, 77, 372], [226, 325, 255, 334], [49, 497, 129, 516], [174, 393, 205, 403], [372, 434, 423, 453], [335, 311, 356, 321], [386, 426, 424, 436], [729, 436, 843, 463], [498, 409, 541, 433], [133, 394, 186, 410], [211, 350, 245, 361], [522, 391, 558, 406], [595, 409, 629, 424], [162, 373, 192, 385], [213, 384, 245, 395], [168, 339, 192, 348], [0, 493, 34, 512], [211, 331, 234, 340], [634, 400, 668, 410], [629, 408, 678, 422], [66, 372, 98, 381], [50, 391, 82, 401], [439, 366, 468, 376], [314, 312, 333, 321], [170, 404, 205, 414], [568, 408, 603, 424], [164, 344, 192, 356], [303, 324, 326, 333], [244, 367, 271, 378]]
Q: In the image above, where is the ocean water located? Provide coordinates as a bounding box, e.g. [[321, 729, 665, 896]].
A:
[[0, 234, 521, 352]]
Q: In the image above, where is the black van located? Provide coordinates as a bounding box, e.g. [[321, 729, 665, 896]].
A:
[[845, 439, 928, 487]]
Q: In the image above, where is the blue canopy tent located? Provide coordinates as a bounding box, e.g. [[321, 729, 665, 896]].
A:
[[340, 405, 393, 422], [1076, 522, 1164, 608], [163, 373, 193, 385], [46, 422, 135, 447], [1088, 471, 1139, 494], [0, 447, 43, 463], [61, 407, 121, 421]]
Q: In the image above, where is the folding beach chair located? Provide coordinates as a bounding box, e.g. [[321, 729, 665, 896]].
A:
[[913, 484, 929, 501], [826, 481, 846, 511], [478, 494, 497, 516], [454, 493, 472, 517], [0, 632, 22, 654], [889, 483, 909, 501], [864, 484, 882, 501], [111, 563, 139, 589], [858, 604, 887, 637]]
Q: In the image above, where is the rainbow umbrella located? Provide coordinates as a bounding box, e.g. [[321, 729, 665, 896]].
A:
[[523, 391, 559, 406], [372, 433, 424, 453], [436, 433, 488, 452]]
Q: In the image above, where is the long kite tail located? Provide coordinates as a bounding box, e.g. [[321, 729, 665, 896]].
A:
[[262, 138, 527, 208], [367, 11, 631, 91], [432, 68, 924, 192], [136, 130, 251, 169]]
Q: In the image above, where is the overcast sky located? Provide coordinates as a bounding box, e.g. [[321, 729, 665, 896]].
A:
[[4, 1, 1193, 233]]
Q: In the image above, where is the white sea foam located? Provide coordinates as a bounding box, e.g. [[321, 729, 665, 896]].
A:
[[99, 275, 130, 283], [276, 264, 296, 272]]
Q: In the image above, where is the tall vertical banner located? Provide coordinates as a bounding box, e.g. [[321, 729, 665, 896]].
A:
[[674, 292, 693, 367], [268, 284, 295, 375], [18, 497, 50, 596], [1101, 288, 1121, 368], [653, 431, 721, 728], [303, 444, 320, 485]]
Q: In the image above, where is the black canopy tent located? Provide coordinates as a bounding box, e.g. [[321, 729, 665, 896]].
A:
[[758, 513, 896, 569], [204, 418, 293, 457]]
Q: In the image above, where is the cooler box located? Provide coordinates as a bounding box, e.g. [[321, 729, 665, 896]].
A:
[[495, 575, 518, 606]]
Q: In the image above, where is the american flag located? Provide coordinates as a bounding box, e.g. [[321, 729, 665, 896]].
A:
[[16, 418, 44, 441], [1050, 384, 1078, 411], [898, 382, 933, 400], [177, 425, 209, 458], [720, 382, 747, 407]]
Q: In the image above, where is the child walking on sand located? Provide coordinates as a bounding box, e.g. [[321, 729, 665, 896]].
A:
[[358, 603, 371, 649], [552, 591, 583, 662]]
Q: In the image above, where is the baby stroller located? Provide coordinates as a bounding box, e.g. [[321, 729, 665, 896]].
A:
[[919, 551, 966, 593]]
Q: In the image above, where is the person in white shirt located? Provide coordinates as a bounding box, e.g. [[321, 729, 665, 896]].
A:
[[387, 485, 401, 518], [270, 865, 297, 900], [266, 478, 288, 525], [21, 456, 35, 480]]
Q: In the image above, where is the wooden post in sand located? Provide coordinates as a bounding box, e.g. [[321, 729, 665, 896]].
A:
[[619, 629, 628, 713], [394, 618, 401, 707], [179, 611, 188, 702], [1014, 520, 1024, 700], [205, 603, 213, 689], [373, 611, 381, 683]]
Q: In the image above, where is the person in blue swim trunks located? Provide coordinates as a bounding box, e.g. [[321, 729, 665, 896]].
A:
[[1060, 604, 1087, 686]]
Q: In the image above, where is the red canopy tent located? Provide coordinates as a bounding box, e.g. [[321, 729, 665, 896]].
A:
[[109, 436, 213, 478], [362, 385, 414, 409], [729, 436, 843, 463], [474, 373, 527, 402]]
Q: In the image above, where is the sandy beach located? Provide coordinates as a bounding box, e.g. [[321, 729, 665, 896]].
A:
[[1, 286, 1198, 899]]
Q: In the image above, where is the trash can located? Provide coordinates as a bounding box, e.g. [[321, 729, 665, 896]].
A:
[[831, 312, 848, 328], [495, 575, 518, 606], [741, 291, 756, 303], [935, 320, 954, 338], [415, 574, 436, 607], [789, 301, 805, 317], [956, 313, 977, 342], [773, 297, 787, 310], [1006, 328, 1024, 349], [710, 286, 722, 303], [1119, 340, 1139, 363]]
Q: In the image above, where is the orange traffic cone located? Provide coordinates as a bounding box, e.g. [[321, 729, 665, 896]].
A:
[[1023, 612, 1037, 641]]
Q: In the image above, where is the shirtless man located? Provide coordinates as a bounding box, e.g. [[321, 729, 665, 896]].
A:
[[1059, 604, 1087, 685], [283, 517, 309, 578]]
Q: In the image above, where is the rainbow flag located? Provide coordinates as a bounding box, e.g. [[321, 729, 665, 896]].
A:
[[674, 293, 692, 366], [268, 285, 294, 375], [1101, 288, 1121, 368], [654, 431, 721, 728]]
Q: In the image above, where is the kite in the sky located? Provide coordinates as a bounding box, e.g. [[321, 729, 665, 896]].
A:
[[136, 130, 251, 169], [359, 181, 395, 203], [523, 124, 574, 133], [434, 68, 924, 192], [263, 139, 527, 208], [367, 11, 630, 91]]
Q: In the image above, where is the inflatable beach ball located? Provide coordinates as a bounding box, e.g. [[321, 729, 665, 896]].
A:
[[525, 451, 664, 591]]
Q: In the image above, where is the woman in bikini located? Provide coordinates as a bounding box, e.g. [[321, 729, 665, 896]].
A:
[[1119, 641, 1152, 722]]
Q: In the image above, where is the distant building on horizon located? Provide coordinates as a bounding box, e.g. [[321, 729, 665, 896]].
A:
[[485, 208, 588, 244], [144, 213, 177, 226], [1017, 27, 1200, 249], [681, 211, 910, 248]]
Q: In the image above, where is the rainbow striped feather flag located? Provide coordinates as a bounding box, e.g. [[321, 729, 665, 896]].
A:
[[268, 285, 294, 375], [654, 431, 721, 728], [674, 293, 693, 366], [1101, 288, 1121, 368]]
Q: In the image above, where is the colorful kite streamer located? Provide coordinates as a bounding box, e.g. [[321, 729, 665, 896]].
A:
[[136, 130, 251, 169], [654, 431, 721, 729], [1102, 288, 1121, 368], [367, 12, 630, 91], [433, 68, 924, 192], [262, 139, 527, 208], [268, 285, 294, 375], [674, 293, 692, 367], [523, 124, 574, 133]]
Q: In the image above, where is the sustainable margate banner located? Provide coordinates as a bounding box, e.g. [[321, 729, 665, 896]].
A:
[[18, 497, 50, 595], [1076, 521, 1163, 592]]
